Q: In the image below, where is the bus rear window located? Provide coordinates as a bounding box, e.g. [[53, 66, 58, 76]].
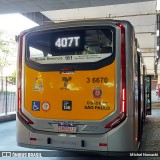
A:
[[26, 27, 114, 64]]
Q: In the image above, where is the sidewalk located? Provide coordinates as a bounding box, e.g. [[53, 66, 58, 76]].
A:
[[0, 113, 16, 122], [152, 100, 160, 108], [138, 104, 160, 160], [152, 99, 160, 103]]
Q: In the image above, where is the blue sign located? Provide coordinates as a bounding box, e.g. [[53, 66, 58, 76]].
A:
[[32, 101, 40, 111]]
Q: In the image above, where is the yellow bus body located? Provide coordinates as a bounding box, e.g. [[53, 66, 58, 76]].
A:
[[24, 61, 116, 120]]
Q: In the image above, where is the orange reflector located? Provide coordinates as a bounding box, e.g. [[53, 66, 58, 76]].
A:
[[99, 143, 108, 147], [135, 137, 138, 142], [30, 138, 37, 141]]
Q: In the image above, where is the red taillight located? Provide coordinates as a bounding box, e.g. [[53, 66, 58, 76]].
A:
[[61, 68, 73, 71], [122, 88, 126, 113], [104, 113, 126, 128], [18, 88, 21, 110], [117, 23, 126, 115], [99, 143, 108, 147], [30, 138, 37, 141], [17, 32, 34, 125], [105, 23, 126, 129]]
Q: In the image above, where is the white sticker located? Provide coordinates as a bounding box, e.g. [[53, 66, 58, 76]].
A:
[[30, 53, 112, 64], [42, 102, 50, 111]]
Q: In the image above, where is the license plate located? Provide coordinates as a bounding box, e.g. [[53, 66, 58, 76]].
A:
[[58, 125, 77, 133]]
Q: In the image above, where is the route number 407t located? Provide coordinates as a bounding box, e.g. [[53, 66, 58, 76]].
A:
[[55, 36, 80, 48]]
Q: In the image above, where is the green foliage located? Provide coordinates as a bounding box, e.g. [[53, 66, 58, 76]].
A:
[[0, 29, 16, 67], [8, 70, 16, 85], [0, 29, 17, 79]]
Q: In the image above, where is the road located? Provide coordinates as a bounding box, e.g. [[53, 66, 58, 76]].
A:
[[1, 104, 160, 160], [0, 93, 16, 114], [0, 121, 134, 160]]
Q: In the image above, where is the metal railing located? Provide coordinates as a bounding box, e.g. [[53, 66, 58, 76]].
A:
[[0, 76, 16, 116]]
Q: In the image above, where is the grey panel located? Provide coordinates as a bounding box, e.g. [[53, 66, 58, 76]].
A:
[[107, 117, 135, 151], [22, 12, 52, 25], [0, 0, 154, 14]]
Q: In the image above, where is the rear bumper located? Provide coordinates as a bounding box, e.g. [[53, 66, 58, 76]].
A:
[[18, 143, 110, 156], [17, 117, 108, 152], [16, 116, 135, 152]]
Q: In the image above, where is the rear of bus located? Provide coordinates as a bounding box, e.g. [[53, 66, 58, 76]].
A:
[[16, 20, 135, 153]]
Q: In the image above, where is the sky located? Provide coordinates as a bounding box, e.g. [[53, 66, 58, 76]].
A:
[[0, 13, 38, 76], [0, 13, 38, 34], [157, 0, 160, 11]]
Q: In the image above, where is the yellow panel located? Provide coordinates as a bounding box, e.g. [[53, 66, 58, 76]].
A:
[[24, 61, 116, 120]]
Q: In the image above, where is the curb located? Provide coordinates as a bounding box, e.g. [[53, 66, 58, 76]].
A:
[[0, 114, 16, 123], [152, 101, 160, 103]]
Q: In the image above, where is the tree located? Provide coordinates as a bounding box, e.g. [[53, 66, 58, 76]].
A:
[[0, 29, 17, 91], [8, 70, 16, 85]]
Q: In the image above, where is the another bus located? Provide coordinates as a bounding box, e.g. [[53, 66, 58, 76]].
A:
[[16, 19, 151, 154]]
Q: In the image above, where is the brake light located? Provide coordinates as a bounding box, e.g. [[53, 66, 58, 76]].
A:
[[121, 88, 126, 113], [30, 138, 37, 141], [61, 68, 73, 71], [18, 88, 21, 110], [105, 23, 126, 128], [17, 32, 34, 124], [99, 143, 108, 147]]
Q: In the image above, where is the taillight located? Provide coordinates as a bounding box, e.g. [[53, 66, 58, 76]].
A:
[[17, 32, 34, 124], [99, 143, 108, 147], [117, 23, 126, 115], [30, 138, 37, 141], [105, 23, 126, 128]]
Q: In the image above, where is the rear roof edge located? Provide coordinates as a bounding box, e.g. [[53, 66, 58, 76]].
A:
[[23, 19, 133, 34]]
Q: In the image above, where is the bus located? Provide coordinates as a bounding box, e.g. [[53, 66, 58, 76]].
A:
[[16, 19, 151, 154]]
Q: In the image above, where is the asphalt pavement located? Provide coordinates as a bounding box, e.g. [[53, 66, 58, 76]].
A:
[[0, 121, 128, 160], [1, 102, 160, 160]]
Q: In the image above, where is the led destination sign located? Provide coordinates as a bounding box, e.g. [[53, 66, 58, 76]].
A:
[[53, 31, 84, 52], [28, 27, 114, 65], [55, 36, 80, 48]]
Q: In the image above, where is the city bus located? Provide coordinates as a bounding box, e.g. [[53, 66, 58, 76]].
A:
[[16, 19, 151, 154]]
